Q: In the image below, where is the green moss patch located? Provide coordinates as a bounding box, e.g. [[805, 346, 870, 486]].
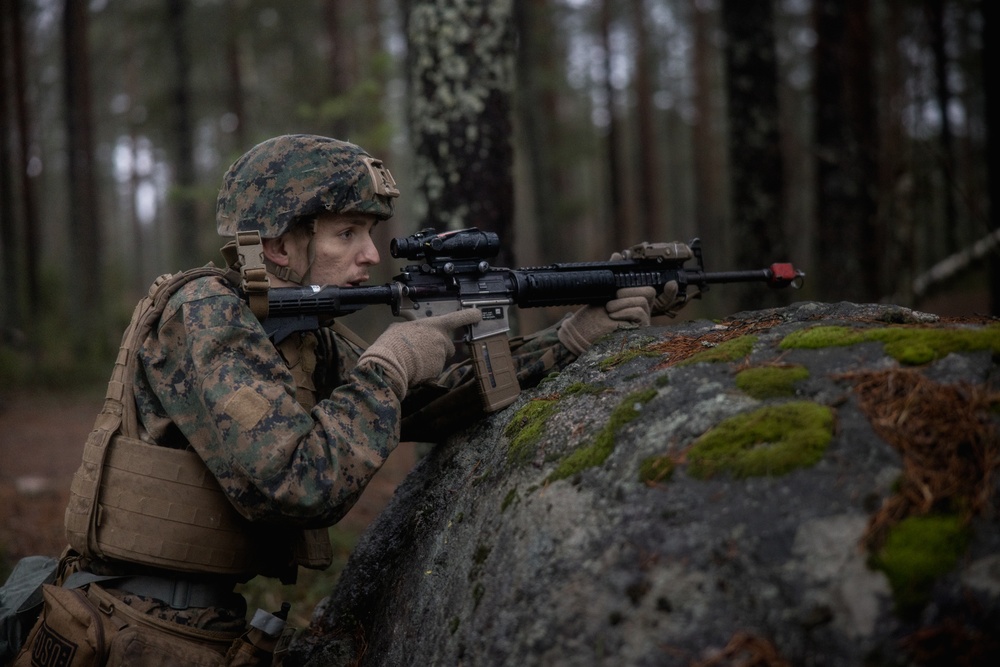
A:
[[679, 335, 758, 366], [871, 514, 970, 615], [504, 399, 559, 464], [562, 382, 607, 397], [687, 401, 834, 479], [780, 324, 1000, 365], [503, 384, 608, 465], [735, 365, 809, 399], [548, 388, 659, 483]]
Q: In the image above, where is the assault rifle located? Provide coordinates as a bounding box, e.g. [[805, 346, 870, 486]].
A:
[[258, 228, 804, 414]]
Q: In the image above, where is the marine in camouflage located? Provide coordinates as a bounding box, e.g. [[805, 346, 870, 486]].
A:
[[24, 134, 588, 664]]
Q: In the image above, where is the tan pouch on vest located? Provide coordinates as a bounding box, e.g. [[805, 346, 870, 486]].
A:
[[12, 584, 120, 667], [89, 585, 236, 667], [14, 582, 243, 667]]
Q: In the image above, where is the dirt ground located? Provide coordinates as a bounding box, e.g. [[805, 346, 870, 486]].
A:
[[0, 391, 417, 574]]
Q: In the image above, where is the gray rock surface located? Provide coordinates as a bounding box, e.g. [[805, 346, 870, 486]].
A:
[[288, 302, 1000, 667]]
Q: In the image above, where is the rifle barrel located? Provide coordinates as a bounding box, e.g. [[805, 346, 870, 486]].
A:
[[695, 263, 804, 288], [267, 284, 397, 318]]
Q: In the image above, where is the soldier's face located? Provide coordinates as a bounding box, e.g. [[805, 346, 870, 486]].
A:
[[271, 211, 380, 287], [304, 212, 381, 286]]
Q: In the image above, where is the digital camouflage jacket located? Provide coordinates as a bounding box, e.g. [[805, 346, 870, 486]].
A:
[[132, 274, 576, 529]]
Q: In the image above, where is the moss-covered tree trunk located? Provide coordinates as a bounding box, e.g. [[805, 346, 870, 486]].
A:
[[404, 0, 516, 267]]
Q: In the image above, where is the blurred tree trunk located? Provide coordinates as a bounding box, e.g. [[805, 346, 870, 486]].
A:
[[720, 0, 787, 310], [63, 0, 102, 326], [512, 0, 560, 335], [321, 0, 390, 153], [8, 0, 40, 326], [167, 0, 199, 265], [690, 0, 731, 300], [813, 0, 880, 302], [600, 0, 630, 251], [925, 0, 958, 254], [1, 0, 17, 329], [404, 0, 516, 268], [876, 0, 914, 304], [515, 0, 571, 261], [224, 0, 247, 151], [122, 24, 149, 294], [630, 0, 661, 242], [985, 0, 1000, 315], [324, 0, 356, 140]]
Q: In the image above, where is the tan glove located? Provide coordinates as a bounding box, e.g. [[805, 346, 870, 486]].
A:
[[358, 308, 483, 398], [558, 286, 656, 357], [651, 280, 685, 317]]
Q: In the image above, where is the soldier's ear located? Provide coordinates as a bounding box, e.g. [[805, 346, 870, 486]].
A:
[[262, 236, 292, 267]]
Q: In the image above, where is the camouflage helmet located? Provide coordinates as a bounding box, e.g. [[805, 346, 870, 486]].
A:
[[216, 134, 399, 238]]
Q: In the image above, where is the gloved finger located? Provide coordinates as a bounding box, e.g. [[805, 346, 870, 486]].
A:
[[607, 300, 650, 326], [610, 252, 624, 262], [661, 280, 679, 304], [651, 280, 685, 317], [615, 286, 655, 302], [427, 307, 483, 331], [606, 287, 654, 326]]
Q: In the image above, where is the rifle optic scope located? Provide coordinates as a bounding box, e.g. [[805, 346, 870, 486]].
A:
[[391, 228, 500, 262]]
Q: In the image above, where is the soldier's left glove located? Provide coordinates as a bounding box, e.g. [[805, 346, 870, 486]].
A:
[[558, 286, 655, 357]]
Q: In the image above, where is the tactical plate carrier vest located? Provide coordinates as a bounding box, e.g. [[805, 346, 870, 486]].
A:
[[64, 261, 333, 581]]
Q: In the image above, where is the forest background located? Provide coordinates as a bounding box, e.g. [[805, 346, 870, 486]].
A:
[[0, 0, 997, 388]]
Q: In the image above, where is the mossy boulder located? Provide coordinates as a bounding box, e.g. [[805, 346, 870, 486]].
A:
[[288, 302, 1000, 667]]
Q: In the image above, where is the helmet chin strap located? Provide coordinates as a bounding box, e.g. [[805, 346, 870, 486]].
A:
[[264, 259, 307, 285], [301, 224, 318, 284]]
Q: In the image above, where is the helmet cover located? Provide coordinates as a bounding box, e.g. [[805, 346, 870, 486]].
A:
[[216, 134, 399, 238]]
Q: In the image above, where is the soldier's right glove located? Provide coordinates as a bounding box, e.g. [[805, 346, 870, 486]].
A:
[[651, 280, 687, 317], [557, 286, 655, 357], [357, 308, 483, 399]]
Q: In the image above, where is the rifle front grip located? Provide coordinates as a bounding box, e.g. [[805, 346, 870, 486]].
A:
[[468, 332, 521, 412]]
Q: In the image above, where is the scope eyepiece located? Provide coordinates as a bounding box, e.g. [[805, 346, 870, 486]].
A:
[[390, 227, 501, 262]]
